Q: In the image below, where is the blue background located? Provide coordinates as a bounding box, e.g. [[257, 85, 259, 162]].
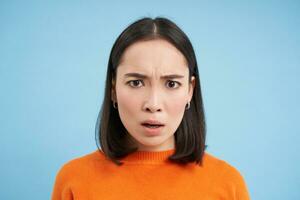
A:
[[1, 0, 299, 199]]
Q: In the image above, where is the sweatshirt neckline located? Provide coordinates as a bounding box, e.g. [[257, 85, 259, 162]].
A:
[[121, 148, 176, 164], [109, 149, 175, 164], [96, 148, 176, 164]]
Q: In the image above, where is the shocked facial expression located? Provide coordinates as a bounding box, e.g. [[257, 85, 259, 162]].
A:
[[111, 39, 195, 152]]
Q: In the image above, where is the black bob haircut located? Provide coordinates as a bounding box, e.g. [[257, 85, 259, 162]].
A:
[[95, 16, 207, 166]]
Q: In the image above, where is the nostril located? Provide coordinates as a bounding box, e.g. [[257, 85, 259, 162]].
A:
[[146, 108, 161, 112]]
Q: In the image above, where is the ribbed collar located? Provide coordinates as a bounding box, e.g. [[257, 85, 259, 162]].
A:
[[121, 148, 176, 164], [96, 148, 176, 164]]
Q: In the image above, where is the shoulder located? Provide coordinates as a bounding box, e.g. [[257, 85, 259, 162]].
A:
[[202, 152, 251, 199], [54, 149, 107, 181], [51, 150, 107, 199], [203, 152, 245, 179], [203, 152, 240, 170]]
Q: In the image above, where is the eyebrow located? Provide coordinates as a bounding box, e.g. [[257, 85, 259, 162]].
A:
[[124, 72, 184, 79]]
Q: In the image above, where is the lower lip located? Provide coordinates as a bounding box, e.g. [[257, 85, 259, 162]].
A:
[[141, 125, 164, 136]]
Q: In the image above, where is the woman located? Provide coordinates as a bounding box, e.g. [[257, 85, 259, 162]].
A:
[[51, 17, 251, 200]]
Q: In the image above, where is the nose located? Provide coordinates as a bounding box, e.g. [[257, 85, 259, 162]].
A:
[[143, 88, 162, 113]]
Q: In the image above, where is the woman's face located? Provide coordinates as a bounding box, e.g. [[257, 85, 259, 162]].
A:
[[112, 39, 195, 151]]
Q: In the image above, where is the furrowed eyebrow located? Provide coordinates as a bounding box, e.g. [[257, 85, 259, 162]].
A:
[[124, 73, 184, 79]]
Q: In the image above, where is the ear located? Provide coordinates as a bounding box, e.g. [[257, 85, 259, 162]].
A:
[[188, 76, 195, 102]]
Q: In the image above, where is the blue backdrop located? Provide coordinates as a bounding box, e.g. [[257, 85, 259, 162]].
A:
[[1, 1, 299, 199]]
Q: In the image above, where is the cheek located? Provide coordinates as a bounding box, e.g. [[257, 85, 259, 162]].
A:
[[167, 95, 186, 116], [115, 87, 141, 125], [164, 94, 187, 135]]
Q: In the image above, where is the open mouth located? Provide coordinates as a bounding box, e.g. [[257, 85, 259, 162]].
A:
[[142, 123, 164, 129]]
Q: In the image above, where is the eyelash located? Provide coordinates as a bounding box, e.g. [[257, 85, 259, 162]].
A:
[[126, 80, 182, 89]]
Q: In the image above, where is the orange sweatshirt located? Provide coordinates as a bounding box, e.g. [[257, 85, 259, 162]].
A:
[[51, 149, 251, 200]]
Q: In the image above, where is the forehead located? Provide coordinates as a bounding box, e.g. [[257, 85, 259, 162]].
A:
[[117, 39, 188, 74]]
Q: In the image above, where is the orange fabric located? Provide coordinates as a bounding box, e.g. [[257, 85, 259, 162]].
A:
[[51, 149, 251, 200]]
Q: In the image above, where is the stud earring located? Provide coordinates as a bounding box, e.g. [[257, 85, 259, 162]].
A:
[[185, 101, 190, 110], [113, 101, 118, 109]]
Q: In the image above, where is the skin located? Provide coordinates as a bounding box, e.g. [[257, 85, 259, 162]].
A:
[[111, 38, 195, 152]]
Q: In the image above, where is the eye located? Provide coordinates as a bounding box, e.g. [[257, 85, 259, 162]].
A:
[[166, 80, 181, 89], [127, 80, 144, 88]]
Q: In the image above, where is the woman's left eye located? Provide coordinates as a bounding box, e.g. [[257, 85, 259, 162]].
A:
[[166, 80, 181, 89]]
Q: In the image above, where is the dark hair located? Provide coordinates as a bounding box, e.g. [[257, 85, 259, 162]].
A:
[[95, 16, 207, 166]]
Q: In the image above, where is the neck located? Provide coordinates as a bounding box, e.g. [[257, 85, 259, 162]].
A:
[[136, 135, 175, 152]]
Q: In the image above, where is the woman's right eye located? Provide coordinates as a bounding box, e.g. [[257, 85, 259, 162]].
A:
[[127, 80, 144, 88]]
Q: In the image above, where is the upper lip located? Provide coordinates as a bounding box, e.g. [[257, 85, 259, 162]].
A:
[[141, 120, 165, 126]]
